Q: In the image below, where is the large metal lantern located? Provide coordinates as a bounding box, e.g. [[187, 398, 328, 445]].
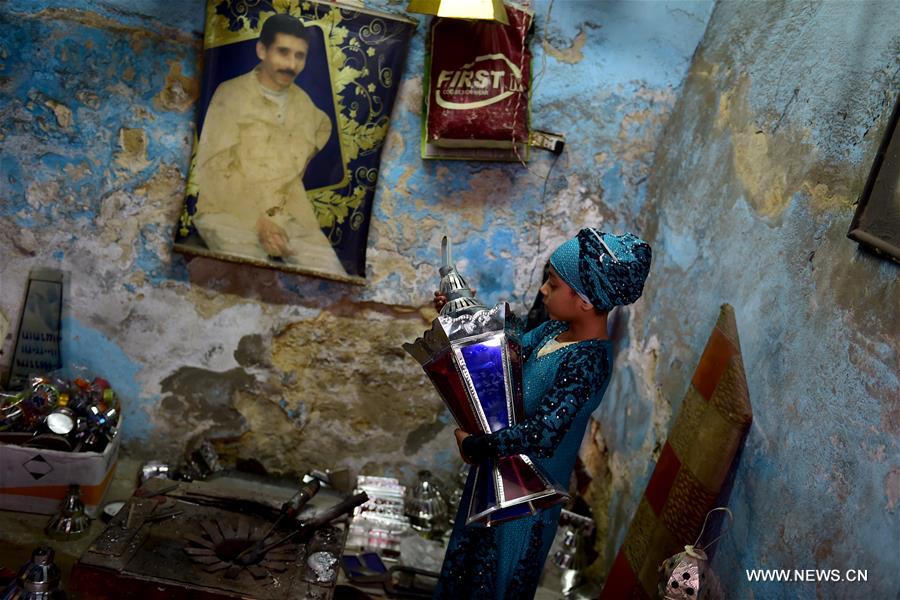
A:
[[403, 238, 567, 526]]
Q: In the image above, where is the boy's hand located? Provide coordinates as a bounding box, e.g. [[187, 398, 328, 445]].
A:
[[433, 290, 448, 312], [433, 288, 476, 312], [454, 428, 473, 464]]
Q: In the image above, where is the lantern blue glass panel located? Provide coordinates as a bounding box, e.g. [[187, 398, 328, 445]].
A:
[[459, 340, 510, 433]]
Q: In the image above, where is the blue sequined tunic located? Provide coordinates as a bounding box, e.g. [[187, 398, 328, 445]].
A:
[[434, 319, 613, 599]]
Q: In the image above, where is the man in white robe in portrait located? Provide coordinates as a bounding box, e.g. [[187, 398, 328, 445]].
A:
[[193, 13, 345, 274]]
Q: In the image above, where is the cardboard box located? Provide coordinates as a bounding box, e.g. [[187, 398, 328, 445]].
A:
[[0, 423, 120, 518]]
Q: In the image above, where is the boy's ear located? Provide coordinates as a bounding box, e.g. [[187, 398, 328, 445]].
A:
[[577, 297, 594, 312]]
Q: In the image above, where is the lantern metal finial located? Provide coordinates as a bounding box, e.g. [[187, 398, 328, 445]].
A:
[[438, 236, 483, 316]]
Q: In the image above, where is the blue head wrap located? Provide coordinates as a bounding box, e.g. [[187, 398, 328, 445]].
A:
[[549, 228, 652, 311]]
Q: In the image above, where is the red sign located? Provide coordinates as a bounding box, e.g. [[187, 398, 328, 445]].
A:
[[426, 4, 533, 149]]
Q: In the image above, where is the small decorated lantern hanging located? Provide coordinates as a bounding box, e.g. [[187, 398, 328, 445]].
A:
[[658, 508, 732, 599]]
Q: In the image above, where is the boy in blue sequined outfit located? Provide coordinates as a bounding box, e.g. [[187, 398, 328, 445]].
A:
[[433, 228, 652, 599]]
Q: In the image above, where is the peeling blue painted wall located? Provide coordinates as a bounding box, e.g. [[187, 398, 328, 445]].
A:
[[52, 0, 900, 598], [1, 0, 711, 478], [4, 0, 897, 595], [636, 1, 900, 597], [0, 0, 741, 587]]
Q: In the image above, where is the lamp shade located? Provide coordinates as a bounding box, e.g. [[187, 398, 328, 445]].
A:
[[407, 0, 509, 25]]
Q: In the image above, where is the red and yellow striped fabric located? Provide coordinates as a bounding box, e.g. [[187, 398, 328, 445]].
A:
[[600, 304, 752, 598]]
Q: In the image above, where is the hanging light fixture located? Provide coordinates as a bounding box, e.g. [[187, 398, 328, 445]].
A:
[[407, 0, 510, 25]]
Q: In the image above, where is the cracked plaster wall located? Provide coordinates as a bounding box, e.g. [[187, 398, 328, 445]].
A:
[[0, 0, 713, 577], [3, 0, 895, 593], [628, 1, 900, 596]]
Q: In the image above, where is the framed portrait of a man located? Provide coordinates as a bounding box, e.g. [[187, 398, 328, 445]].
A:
[[174, 1, 416, 283]]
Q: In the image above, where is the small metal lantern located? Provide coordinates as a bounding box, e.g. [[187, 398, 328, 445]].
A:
[[404, 470, 448, 536], [658, 545, 723, 600], [657, 508, 731, 600], [549, 510, 595, 595]]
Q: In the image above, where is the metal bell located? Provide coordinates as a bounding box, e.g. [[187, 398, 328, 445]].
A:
[[45, 484, 91, 540]]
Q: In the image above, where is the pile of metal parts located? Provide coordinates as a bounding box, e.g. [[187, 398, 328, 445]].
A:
[[69, 476, 367, 599], [136, 438, 225, 486], [0, 375, 119, 453]]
